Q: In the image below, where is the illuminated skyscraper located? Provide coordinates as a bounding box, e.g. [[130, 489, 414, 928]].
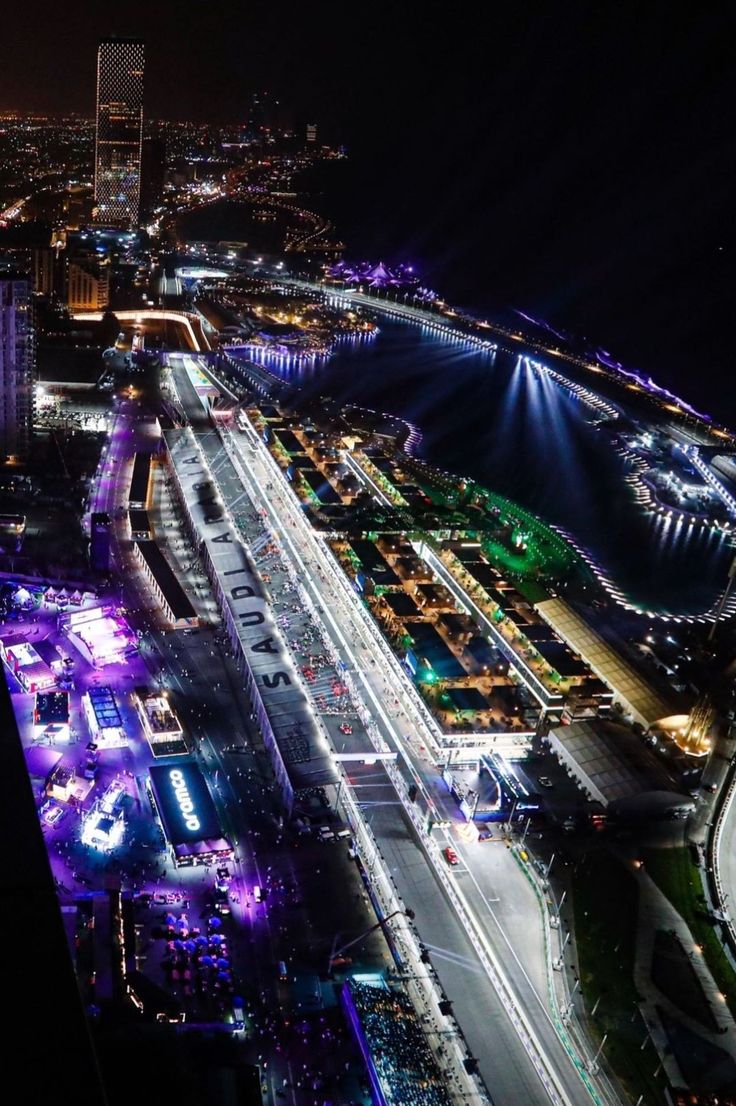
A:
[[0, 272, 33, 460], [248, 90, 267, 133], [94, 37, 145, 228]]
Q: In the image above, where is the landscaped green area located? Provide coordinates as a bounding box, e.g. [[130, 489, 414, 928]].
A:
[[512, 577, 553, 605], [573, 851, 668, 1105], [401, 455, 586, 585], [651, 929, 718, 1030], [640, 846, 736, 1018]]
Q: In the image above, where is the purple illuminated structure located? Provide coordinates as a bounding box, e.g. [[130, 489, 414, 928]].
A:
[[514, 309, 712, 423], [64, 605, 137, 668], [514, 308, 569, 344], [594, 348, 712, 421], [328, 260, 435, 297]]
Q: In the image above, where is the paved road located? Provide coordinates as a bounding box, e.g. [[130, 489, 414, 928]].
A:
[[168, 353, 613, 1106], [697, 726, 736, 952]]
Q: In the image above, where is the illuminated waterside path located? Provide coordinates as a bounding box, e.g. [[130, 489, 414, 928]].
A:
[[316, 279, 734, 448]]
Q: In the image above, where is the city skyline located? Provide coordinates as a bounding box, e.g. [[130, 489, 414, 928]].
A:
[[0, 5, 735, 410], [2, 12, 736, 1106]]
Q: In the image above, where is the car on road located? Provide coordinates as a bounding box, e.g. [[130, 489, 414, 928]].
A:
[[477, 828, 493, 842], [339, 722, 353, 735], [214, 887, 231, 915], [443, 846, 459, 866], [154, 892, 179, 905], [45, 805, 66, 826], [538, 776, 554, 789]]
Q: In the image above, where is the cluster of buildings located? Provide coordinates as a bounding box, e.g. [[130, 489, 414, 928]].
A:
[[240, 388, 689, 776], [34, 232, 112, 311], [0, 38, 146, 460], [329, 534, 616, 742], [193, 280, 376, 357], [0, 37, 333, 467], [0, 574, 234, 868]]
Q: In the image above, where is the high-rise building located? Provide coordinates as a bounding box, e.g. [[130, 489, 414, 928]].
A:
[[305, 123, 318, 145], [33, 247, 60, 298], [248, 90, 267, 134], [94, 37, 145, 228], [247, 89, 282, 136], [0, 272, 33, 460], [67, 258, 110, 311], [64, 183, 95, 230], [34, 235, 67, 299], [139, 135, 166, 221]]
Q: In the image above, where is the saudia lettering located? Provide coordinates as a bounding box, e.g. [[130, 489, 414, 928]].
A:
[[227, 583, 292, 686], [169, 769, 201, 832]]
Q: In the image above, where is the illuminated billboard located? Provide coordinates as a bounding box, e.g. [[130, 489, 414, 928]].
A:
[[148, 759, 231, 866]]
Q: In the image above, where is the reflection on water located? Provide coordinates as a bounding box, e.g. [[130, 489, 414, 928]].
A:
[[229, 318, 732, 613]]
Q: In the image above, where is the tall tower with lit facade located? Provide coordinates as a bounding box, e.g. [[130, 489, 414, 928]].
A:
[[0, 272, 33, 460], [94, 37, 145, 228]]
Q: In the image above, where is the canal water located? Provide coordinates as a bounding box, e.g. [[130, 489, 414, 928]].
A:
[[231, 319, 733, 615], [176, 201, 731, 614]]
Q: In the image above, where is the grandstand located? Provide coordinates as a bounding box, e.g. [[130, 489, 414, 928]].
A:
[[342, 977, 454, 1106]]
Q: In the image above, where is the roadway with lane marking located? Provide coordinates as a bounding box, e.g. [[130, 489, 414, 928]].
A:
[[168, 352, 623, 1106]]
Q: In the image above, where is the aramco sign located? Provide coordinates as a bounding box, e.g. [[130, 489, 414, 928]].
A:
[[170, 768, 201, 832]]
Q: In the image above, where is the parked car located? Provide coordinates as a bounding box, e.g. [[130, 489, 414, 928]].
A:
[[214, 887, 231, 915]]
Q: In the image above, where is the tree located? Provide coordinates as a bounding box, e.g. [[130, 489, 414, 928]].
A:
[[99, 309, 120, 350]]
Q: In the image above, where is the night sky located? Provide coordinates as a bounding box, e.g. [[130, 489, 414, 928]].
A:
[[3, 2, 736, 418]]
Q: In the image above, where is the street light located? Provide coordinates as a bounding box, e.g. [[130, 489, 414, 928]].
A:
[[587, 1032, 608, 1075]]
